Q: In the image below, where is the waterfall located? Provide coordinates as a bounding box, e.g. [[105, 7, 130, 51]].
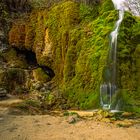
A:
[[100, 0, 140, 110], [100, 0, 126, 110], [125, 0, 140, 16]]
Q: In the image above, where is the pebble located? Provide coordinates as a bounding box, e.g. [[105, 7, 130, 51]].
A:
[[0, 117, 4, 121], [67, 115, 79, 124]]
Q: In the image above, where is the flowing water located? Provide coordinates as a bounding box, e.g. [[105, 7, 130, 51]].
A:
[[125, 0, 140, 16], [100, 0, 140, 110]]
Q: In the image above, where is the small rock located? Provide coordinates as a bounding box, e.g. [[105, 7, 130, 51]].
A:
[[0, 88, 7, 98], [40, 87, 46, 92], [68, 116, 76, 124], [0, 117, 4, 121], [46, 122, 51, 125], [33, 82, 43, 90], [67, 115, 79, 124]]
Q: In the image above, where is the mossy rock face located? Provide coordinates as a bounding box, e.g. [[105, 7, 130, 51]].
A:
[[116, 12, 140, 113], [7, 0, 117, 109], [7, 0, 140, 111], [62, 1, 117, 109]]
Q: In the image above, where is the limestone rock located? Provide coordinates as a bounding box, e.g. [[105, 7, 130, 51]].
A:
[[43, 29, 53, 59]]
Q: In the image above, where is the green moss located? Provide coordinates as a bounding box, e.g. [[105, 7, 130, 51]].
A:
[[46, 1, 80, 81], [79, 3, 98, 23], [62, 9, 117, 109], [33, 68, 50, 82], [99, 0, 114, 15]]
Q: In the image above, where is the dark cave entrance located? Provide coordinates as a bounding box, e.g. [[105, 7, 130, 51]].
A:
[[14, 48, 55, 79], [39, 65, 55, 79]]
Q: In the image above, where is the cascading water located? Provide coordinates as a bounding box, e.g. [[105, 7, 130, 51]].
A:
[[100, 0, 140, 110], [125, 0, 140, 16]]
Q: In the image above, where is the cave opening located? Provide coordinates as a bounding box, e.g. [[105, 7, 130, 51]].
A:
[[14, 47, 37, 66], [39, 65, 55, 79], [14, 48, 55, 79]]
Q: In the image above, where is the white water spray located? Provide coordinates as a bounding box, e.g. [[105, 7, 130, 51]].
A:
[[112, 0, 140, 16]]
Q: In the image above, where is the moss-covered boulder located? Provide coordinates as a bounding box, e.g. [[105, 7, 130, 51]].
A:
[[33, 68, 51, 82]]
